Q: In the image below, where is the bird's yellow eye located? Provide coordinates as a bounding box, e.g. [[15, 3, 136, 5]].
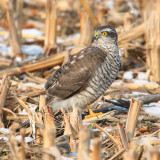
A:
[[102, 32, 107, 36], [94, 33, 98, 36]]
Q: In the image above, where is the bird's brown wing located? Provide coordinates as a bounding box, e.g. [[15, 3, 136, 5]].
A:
[[45, 46, 107, 100]]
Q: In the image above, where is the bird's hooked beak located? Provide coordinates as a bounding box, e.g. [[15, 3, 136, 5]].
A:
[[93, 33, 99, 41]]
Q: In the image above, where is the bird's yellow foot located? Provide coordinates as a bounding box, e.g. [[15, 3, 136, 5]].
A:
[[85, 104, 103, 119]]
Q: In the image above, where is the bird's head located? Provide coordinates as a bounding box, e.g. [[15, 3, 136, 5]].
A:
[[93, 26, 118, 46]]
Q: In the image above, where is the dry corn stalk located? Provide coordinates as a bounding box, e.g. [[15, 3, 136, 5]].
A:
[[6, 0, 23, 57], [126, 98, 142, 141], [145, 0, 160, 82], [43, 0, 57, 56], [78, 127, 91, 160], [79, 0, 94, 46], [0, 74, 11, 127], [43, 128, 56, 160]]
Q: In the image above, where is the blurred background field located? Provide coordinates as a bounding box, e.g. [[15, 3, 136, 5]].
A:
[[0, 0, 160, 159]]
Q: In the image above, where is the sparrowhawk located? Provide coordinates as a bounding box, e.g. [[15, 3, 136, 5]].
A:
[[45, 26, 120, 112]]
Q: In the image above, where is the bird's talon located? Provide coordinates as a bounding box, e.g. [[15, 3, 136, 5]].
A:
[[85, 104, 103, 119]]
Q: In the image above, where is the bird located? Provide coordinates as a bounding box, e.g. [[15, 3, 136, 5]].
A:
[[45, 25, 120, 115]]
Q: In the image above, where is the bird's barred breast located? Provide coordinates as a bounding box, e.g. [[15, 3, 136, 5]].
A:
[[79, 53, 120, 106]]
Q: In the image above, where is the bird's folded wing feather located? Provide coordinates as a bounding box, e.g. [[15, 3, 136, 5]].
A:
[[45, 46, 107, 99]]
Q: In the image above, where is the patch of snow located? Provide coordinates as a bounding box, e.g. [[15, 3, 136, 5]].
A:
[[0, 43, 10, 56], [57, 37, 66, 44], [0, 135, 33, 143], [123, 71, 133, 80], [90, 139, 94, 149], [130, 8, 140, 16], [15, 135, 34, 143], [18, 109, 29, 115], [18, 105, 37, 116], [22, 45, 42, 55], [25, 38, 36, 42], [104, 127, 112, 132], [128, 2, 140, 17], [19, 82, 44, 90], [137, 72, 147, 80], [133, 79, 157, 84], [150, 102, 160, 106], [98, 101, 104, 105], [112, 81, 124, 85], [23, 82, 38, 86], [22, 28, 43, 36], [106, 0, 114, 9], [0, 27, 5, 30], [119, 47, 125, 57], [41, 83, 45, 88], [66, 33, 80, 42], [59, 153, 77, 160], [0, 35, 9, 42], [130, 92, 149, 96], [0, 128, 10, 134], [15, 57, 22, 62], [142, 103, 160, 117], [139, 137, 160, 144], [25, 137, 34, 143], [0, 137, 8, 141], [23, 55, 37, 62], [30, 106, 37, 112], [66, 46, 76, 50], [82, 122, 91, 126], [61, 156, 74, 160], [69, 152, 77, 156], [18, 82, 41, 89]]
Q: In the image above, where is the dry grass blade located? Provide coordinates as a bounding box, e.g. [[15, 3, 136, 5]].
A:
[[43, 105, 55, 129], [117, 123, 129, 149], [0, 74, 11, 107], [79, 0, 98, 26], [70, 106, 82, 133], [93, 123, 120, 147], [111, 82, 159, 90], [1, 107, 18, 119], [118, 23, 145, 45], [39, 95, 45, 124], [0, 74, 11, 127], [6, 115, 28, 120], [62, 109, 72, 136], [15, 97, 39, 122], [36, 95, 45, 144], [126, 98, 142, 141], [108, 148, 125, 160]]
